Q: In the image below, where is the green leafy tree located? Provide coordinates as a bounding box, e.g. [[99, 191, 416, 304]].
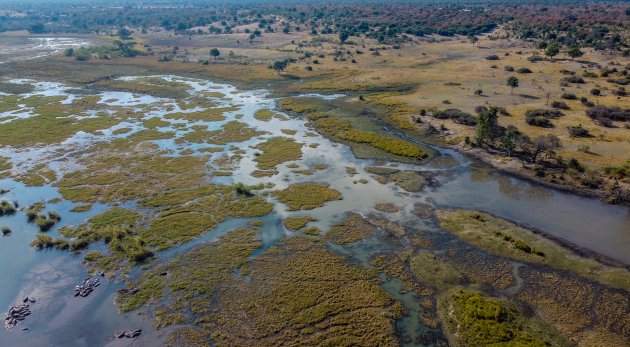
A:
[[567, 46, 583, 60], [118, 27, 132, 41], [500, 125, 519, 156], [339, 31, 349, 44], [210, 48, 220, 60], [28, 23, 46, 34], [506, 76, 519, 94], [476, 107, 499, 146], [545, 43, 560, 61], [272, 60, 288, 75], [535, 41, 547, 51]]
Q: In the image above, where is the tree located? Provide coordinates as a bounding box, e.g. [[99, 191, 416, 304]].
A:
[[469, 35, 478, 46], [272, 60, 288, 75], [531, 134, 561, 163], [500, 125, 519, 156], [339, 31, 349, 44], [118, 27, 132, 41], [520, 134, 562, 163], [210, 48, 220, 60], [28, 23, 46, 34], [567, 46, 583, 60], [506, 76, 519, 94], [535, 41, 547, 52], [545, 43, 560, 61], [476, 107, 499, 146]]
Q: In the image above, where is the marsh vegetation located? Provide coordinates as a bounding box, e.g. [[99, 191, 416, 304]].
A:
[[0, 1, 629, 346]]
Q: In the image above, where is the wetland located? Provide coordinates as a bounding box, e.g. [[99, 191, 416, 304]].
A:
[[0, 2, 630, 346]]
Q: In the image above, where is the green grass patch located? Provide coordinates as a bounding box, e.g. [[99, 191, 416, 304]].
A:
[[0, 95, 120, 146], [254, 137, 303, 170], [273, 182, 342, 211], [253, 109, 275, 121], [283, 216, 316, 231], [325, 212, 376, 244], [439, 290, 566, 346]]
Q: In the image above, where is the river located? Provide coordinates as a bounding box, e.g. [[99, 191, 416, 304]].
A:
[[0, 74, 628, 346]]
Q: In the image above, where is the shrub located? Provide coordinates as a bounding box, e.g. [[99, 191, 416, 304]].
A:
[[551, 101, 569, 109], [496, 107, 510, 116], [1, 226, 10, 235], [568, 158, 585, 173], [609, 77, 630, 86], [580, 97, 595, 107], [30, 234, 69, 250], [431, 109, 477, 126], [517, 67, 532, 74], [485, 54, 500, 60], [75, 54, 89, 61], [527, 55, 543, 62], [598, 117, 614, 127], [559, 69, 575, 75], [561, 93, 577, 100], [514, 240, 532, 253], [525, 109, 563, 118], [526, 116, 553, 127], [586, 106, 630, 122], [583, 71, 598, 78], [590, 88, 601, 96], [0, 201, 16, 215], [504, 66, 514, 72], [35, 216, 56, 232], [562, 76, 585, 84], [69, 238, 90, 252], [476, 106, 509, 116], [567, 125, 590, 137], [234, 183, 253, 197], [582, 171, 604, 188], [30, 234, 55, 249], [603, 161, 630, 178], [48, 211, 61, 221]]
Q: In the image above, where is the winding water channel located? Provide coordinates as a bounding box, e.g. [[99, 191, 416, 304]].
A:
[[0, 74, 628, 346]]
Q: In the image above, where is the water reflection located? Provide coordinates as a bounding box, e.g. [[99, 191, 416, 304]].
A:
[[0, 74, 629, 346]]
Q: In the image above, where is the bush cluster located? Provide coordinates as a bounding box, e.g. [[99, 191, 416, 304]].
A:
[[586, 106, 630, 127], [430, 108, 477, 126], [525, 109, 563, 127]]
